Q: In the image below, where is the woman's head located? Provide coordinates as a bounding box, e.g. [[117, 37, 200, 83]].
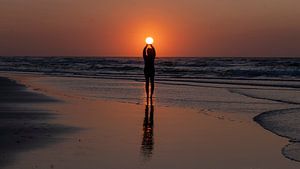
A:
[[147, 48, 154, 56]]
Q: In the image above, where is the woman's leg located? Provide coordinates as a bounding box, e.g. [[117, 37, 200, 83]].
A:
[[150, 75, 154, 98], [145, 76, 149, 98]]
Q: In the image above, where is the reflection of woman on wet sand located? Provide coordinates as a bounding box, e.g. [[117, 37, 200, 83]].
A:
[[141, 101, 154, 159], [143, 44, 156, 99]]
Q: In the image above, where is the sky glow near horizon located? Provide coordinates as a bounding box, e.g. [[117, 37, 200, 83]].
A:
[[0, 0, 300, 57]]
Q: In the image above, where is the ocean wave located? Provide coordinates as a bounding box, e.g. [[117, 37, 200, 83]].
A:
[[254, 108, 300, 162], [1, 56, 300, 84]]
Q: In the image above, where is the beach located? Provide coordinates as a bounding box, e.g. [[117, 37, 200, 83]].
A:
[[1, 0, 300, 167], [0, 70, 299, 169]]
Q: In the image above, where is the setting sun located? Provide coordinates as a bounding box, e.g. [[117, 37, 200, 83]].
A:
[[145, 37, 154, 44]]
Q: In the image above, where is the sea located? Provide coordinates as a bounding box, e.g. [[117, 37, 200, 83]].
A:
[[0, 56, 299, 80], [1, 56, 300, 106], [1, 56, 300, 109]]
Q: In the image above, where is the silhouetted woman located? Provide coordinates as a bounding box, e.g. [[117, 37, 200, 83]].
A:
[[143, 44, 156, 98]]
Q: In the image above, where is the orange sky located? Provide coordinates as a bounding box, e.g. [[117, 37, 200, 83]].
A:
[[1, 0, 300, 57]]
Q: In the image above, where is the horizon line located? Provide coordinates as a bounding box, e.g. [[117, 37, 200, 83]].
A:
[[1, 55, 300, 58]]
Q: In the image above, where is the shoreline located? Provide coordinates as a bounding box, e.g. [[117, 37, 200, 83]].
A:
[[1, 73, 299, 169]]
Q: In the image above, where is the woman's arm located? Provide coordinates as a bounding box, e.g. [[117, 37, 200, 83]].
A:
[[151, 45, 156, 59], [143, 45, 148, 59]]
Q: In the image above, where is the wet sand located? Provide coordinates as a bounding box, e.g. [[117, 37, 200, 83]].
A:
[[1, 73, 300, 169], [0, 77, 76, 168]]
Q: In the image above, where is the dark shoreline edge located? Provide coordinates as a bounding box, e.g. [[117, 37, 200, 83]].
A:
[[254, 108, 300, 162], [0, 76, 77, 168], [0, 76, 58, 103]]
